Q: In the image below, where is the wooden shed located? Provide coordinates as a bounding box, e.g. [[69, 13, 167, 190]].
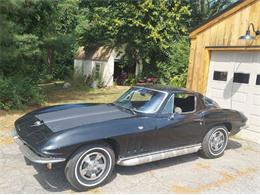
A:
[[187, 0, 260, 139]]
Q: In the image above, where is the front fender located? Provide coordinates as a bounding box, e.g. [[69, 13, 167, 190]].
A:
[[39, 116, 155, 159]]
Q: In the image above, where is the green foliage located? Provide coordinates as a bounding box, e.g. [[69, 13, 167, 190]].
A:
[[156, 38, 190, 87], [124, 73, 138, 86], [0, 0, 85, 109], [169, 72, 188, 88], [0, 0, 82, 80], [0, 76, 45, 110], [0, 0, 240, 110], [79, 0, 191, 68], [189, 0, 239, 28]]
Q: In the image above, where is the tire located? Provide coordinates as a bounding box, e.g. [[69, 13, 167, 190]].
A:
[[200, 126, 228, 159], [65, 142, 115, 191]]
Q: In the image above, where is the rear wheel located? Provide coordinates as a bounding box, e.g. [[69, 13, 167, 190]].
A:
[[201, 126, 228, 159], [65, 143, 115, 191]]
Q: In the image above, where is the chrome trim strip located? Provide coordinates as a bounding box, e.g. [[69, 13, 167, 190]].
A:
[[11, 129, 66, 164], [117, 144, 201, 166]]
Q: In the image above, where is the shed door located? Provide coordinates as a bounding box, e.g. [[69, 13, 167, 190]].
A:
[[206, 51, 260, 132]]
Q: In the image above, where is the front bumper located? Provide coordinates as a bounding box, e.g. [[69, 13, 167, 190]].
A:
[[11, 128, 66, 164]]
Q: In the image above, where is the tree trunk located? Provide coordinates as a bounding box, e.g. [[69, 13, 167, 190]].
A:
[[135, 58, 143, 76], [47, 48, 54, 74]]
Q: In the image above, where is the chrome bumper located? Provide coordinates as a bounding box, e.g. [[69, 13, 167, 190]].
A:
[[240, 124, 249, 129], [11, 129, 66, 164]]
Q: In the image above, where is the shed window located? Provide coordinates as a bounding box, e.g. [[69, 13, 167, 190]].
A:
[[233, 73, 250, 84], [213, 71, 227, 81], [94, 63, 102, 78], [256, 75, 260, 85]]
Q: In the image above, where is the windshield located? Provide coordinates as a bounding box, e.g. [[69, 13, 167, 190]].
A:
[[114, 87, 167, 113]]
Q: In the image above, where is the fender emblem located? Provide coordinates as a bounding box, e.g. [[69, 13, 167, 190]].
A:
[[138, 126, 144, 130], [31, 121, 43, 127]]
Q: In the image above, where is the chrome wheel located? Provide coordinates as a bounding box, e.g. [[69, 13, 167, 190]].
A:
[[209, 130, 226, 152], [79, 152, 107, 181]]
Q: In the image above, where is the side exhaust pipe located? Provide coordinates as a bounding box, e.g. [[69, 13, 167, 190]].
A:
[[117, 144, 201, 166]]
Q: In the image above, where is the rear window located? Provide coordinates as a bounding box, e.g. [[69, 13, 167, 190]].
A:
[[203, 96, 219, 108]]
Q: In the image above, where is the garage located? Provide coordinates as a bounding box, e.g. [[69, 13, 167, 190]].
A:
[[186, 0, 260, 142], [206, 51, 260, 131]]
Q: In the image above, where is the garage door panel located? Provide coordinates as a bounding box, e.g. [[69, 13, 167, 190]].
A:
[[250, 115, 260, 129], [252, 96, 260, 106], [211, 89, 224, 98], [231, 91, 248, 103], [207, 51, 260, 132]]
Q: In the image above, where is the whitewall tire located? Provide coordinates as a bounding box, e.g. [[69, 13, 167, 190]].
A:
[[200, 126, 228, 159], [65, 142, 115, 191]]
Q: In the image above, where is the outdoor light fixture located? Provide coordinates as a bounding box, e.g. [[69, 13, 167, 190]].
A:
[[239, 23, 260, 40]]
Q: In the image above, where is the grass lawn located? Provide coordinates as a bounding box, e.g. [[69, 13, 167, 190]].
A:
[[0, 83, 130, 133]]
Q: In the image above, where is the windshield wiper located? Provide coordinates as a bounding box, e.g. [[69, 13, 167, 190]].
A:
[[112, 103, 136, 115], [125, 107, 136, 115]]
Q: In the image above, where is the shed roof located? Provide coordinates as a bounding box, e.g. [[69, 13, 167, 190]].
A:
[[75, 46, 113, 61], [189, 0, 256, 38]]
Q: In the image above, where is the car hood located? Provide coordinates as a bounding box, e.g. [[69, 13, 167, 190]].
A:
[[15, 103, 132, 149], [33, 103, 132, 132]]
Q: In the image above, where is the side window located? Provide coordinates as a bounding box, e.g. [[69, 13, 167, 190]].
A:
[[163, 93, 196, 114], [162, 95, 174, 114], [203, 96, 219, 108], [174, 93, 196, 113], [256, 75, 260, 85], [233, 73, 250, 84], [213, 71, 228, 81]]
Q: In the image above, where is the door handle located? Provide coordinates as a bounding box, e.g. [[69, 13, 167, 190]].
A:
[[193, 118, 203, 122]]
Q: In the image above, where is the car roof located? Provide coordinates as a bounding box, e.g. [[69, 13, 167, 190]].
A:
[[135, 85, 196, 94]]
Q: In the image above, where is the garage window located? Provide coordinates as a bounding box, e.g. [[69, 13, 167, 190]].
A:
[[256, 75, 260, 85], [213, 71, 227, 81], [233, 73, 250, 84]]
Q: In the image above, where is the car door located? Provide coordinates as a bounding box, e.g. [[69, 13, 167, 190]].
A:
[[155, 93, 205, 150], [114, 115, 159, 158]]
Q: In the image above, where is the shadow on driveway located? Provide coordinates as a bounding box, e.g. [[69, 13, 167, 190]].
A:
[[29, 139, 242, 192]]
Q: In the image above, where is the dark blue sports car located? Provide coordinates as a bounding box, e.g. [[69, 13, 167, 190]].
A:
[[12, 85, 247, 191]]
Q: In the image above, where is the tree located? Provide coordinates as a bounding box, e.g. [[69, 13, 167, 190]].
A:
[[79, 0, 191, 74], [0, 0, 84, 109], [189, 0, 239, 28]]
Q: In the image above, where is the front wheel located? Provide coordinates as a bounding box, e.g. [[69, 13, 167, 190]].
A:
[[65, 143, 115, 191], [200, 126, 228, 159]]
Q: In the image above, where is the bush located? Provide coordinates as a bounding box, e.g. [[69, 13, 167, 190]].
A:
[[124, 73, 138, 86], [0, 76, 45, 110], [156, 38, 190, 87], [169, 72, 187, 87]]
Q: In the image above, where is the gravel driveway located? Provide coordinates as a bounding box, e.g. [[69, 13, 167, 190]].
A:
[[0, 130, 260, 193]]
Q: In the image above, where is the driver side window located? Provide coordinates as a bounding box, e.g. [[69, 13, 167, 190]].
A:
[[163, 93, 196, 114]]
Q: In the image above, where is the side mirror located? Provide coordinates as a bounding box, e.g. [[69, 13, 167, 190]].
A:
[[169, 113, 175, 120]]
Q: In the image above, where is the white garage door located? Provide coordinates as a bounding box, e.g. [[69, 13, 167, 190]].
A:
[[206, 51, 260, 132]]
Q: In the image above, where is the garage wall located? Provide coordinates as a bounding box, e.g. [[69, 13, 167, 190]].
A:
[[187, 0, 260, 94]]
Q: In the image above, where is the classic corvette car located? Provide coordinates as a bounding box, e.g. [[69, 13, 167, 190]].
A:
[[12, 85, 247, 191]]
